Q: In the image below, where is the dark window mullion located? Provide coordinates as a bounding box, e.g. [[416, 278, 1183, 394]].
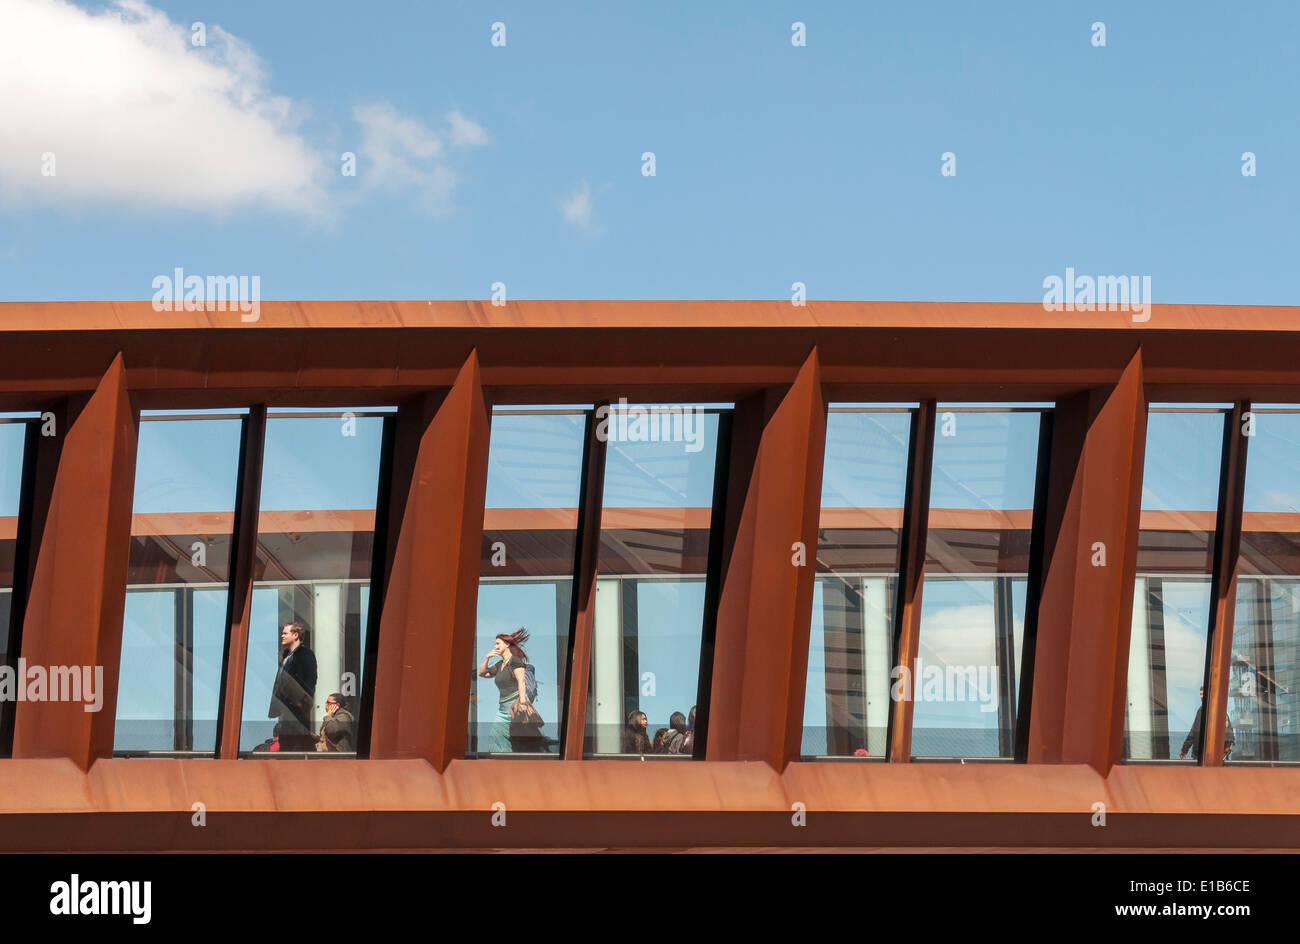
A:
[[0, 419, 43, 756], [559, 405, 608, 759], [214, 404, 268, 759], [355, 413, 396, 759], [1013, 410, 1054, 761], [1201, 400, 1251, 765], [888, 400, 936, 762], [691, 409, 734, 760]]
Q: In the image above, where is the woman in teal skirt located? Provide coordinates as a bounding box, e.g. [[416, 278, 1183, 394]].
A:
[[477, 628, 537, 753]]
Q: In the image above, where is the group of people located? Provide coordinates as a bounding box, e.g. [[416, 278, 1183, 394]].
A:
[[477, 628, 704, 757], [274, 620, 1234, 763], [623, 705, 697, 756], [257, 620, 356, 753]]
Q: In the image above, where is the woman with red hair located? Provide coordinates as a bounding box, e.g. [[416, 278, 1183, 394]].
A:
[[477, 628, 540, 753]]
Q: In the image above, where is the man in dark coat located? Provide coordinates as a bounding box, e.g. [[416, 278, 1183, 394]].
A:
[[269, 621, 317, 749], [1180, 686, 1235, 761]]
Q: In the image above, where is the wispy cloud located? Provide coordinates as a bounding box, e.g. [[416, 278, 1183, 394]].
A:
[[447, 108, 490, 147], [561, 179, 598, 231], [351, 104, 488, 215]]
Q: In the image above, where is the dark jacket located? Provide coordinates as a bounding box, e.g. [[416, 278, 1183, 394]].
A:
[[269, 644, 317, 734], [622, 728, 652, 754], [320, 708, 356, 753], [1182, 705, 1235, 759]]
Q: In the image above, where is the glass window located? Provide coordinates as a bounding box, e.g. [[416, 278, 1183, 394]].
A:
[[585, 404, 724, 757], [1124, 407, 1226, 762], [239, 410, 388, 756], [911, 407, 1043, 760], [115, 412, 244, 755], [802, 407, 914, 759], [470, 408, 588, 757], [0, 417, 31, 752], [1228, 408, 1300, 764]]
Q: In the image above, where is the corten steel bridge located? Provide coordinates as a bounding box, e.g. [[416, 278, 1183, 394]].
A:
[[0, 299, 1297, 851]]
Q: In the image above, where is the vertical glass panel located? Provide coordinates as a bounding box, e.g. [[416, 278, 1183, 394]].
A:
[[470, 409, 587, 756], [1228, 410, 1300, 763], [803, 409, 913, 759], [585, 405, 722, 757], [115, 415, 243, 754], [912, 409, 1042, 759], [239, 411, 386, 756], [1124, 409, 1224, 762]]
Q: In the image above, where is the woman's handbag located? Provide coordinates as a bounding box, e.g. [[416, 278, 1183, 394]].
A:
[[508, 699, 545, 742]]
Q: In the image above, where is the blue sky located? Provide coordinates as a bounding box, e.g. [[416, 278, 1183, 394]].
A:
[[2, 0, 1297, 303]]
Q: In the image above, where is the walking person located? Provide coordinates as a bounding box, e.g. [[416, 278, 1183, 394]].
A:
[[1180, 686, 1235, 761], [268, 621, 317, 751], [477, 628, 542, 753]]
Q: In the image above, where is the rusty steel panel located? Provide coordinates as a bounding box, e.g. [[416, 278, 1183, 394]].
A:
[[706, 350, 826, 768], [368, 353, 489, 769], [11, 356, 137, 768], [1029, 350, 1147, 774]]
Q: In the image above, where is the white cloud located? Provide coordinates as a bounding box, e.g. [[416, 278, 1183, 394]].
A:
[[561, 179, 597, 230], [352, 102, 465, 215], [916, 604, 997, 667], [0, 0, 331, 216], [447, 108, 490, 147], [0, 0, 492, 220]]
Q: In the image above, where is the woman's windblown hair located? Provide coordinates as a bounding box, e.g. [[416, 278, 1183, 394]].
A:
[[496, 628, 530, 660]]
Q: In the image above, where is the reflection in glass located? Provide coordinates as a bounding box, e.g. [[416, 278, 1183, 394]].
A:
[[1124, 409, 1224, 762], [115, 414, 243, 754], [803, 409, 913, 758], [240, 412, 386, 755], [1229, 410, 1300, 763], [585, 407, 722, 757], [912, 409, 1041, 759], [470, 410, 587, 756]]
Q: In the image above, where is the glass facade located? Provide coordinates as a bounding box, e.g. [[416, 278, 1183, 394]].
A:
[[35, 388, 1296, 771], [470, 408, 588, 756], [239, 410, 388, 755], [912, 407, 1042, 760], [1228, 408, 1300, 763], [1124, 407, 1226, 762], [114, 412, 244, 755], [803, 407, 914, 759], [584, 405, 724, 757]]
